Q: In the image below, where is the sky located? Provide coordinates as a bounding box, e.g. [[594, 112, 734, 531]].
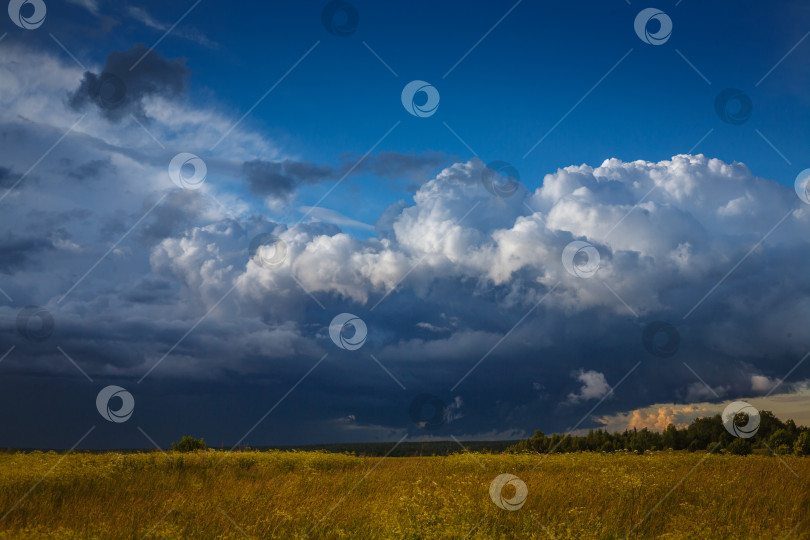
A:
[[2, 0, 810, 449]]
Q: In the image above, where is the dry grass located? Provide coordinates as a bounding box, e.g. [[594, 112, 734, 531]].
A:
[[0, 450, 807, 539]]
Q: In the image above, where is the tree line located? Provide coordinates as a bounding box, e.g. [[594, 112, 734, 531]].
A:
[[507, 411, 810, 456]]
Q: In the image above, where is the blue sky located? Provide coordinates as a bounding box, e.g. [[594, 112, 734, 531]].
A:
[[38, 0, 810, 230], [2, 0, 810, 449]]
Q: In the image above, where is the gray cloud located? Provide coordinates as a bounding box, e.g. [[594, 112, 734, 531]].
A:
[[243, 159, 333, 199], [68, 44, 189, 121], [136, 190, 209, 244], [5, 44, 810, 449], [0, 235, 54, 274], [63, 158, 117, 182], [0, 166, 23, 191], [348, 150, 448, 180], [242, 152, 449, 201], [132, 155, 810, 440], [122, 276, 176, 304]]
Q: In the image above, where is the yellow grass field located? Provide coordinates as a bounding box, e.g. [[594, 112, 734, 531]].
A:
[[0, 450, 807, 539]]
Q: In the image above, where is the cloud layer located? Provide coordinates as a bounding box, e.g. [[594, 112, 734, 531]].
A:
[[2, 44, 810, 448]]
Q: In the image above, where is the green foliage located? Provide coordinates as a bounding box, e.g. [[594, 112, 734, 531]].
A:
[[662, 424, 680, 449], [728, 438, 752, 455], [171, 436, 208, 453], [769, 429, 795, 449], [757, 410, 787, 440], [795, 432, 810, 456]]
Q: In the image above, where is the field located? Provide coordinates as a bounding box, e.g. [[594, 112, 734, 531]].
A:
[[0, 450, 807, 539]]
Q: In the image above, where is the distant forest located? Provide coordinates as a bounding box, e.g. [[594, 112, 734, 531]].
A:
[[507, 411, 810, 456], [8, 412, 808, 457], [258, 411, 810, 457]]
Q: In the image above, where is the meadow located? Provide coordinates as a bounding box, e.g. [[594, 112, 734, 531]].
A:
[[0, 449, 807, 539]]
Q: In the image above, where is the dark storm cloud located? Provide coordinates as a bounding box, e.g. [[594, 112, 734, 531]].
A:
[[136, 190, 209, 244], [0, 235, 53, 274], [122, 277, 176, 304], [68, 44, 189, 121], [349, 150, 448, 179], [242, 152, 449, 200], [25, 208, 91, 229], [243, 159, 333, 199], [0, 167, 16, 189], [93, 190, 204, 246]]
